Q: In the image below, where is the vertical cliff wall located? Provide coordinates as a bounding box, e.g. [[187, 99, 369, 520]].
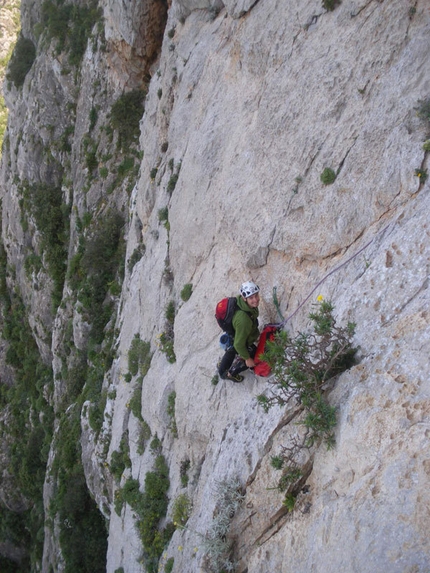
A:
[[0, 0, 429, 572]]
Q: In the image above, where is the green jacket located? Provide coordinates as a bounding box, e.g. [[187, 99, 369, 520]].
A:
[[232, 295, 259, 360]]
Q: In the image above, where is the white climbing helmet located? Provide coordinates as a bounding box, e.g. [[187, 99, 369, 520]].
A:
[[240, 281, 260, 298]]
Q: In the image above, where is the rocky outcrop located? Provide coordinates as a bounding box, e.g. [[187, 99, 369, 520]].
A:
[[0, 1, 20, 61], [0, 0, 429, 572]]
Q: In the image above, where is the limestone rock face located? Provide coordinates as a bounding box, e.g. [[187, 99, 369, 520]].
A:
[[0, 2, 20, 61], [104, 0, 168, 89], [0, 0, 429, 571]]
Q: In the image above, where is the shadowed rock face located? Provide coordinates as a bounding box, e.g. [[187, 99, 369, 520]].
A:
[[0, 0, 429, 571], [104, 0, 169, 88]]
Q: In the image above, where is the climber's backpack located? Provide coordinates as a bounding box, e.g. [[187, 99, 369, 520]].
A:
[[215, 297, 238, 336], [253, 325, 279, 377]]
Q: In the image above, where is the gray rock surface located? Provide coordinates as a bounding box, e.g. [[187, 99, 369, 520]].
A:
[[0, 0, 429, 571]]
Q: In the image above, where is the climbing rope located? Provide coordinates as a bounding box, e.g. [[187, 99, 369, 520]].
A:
[[272, 286, 285, 321], [269, 221, 393, 329]]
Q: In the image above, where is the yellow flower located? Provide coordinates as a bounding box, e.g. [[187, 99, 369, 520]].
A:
[[178, 545, 183, 551], [317, 294, 324, 302]]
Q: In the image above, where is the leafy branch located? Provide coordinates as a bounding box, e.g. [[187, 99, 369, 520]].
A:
[[257, 299, 356, 497]]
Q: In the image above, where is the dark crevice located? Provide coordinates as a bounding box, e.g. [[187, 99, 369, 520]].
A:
[[252, 461, 314, 547], [303, 14, 320, 31], [304, 135, 329, 178], [350, 0, 374, 18], [245, 406, 304, 488], [405, 0, 419, 38], [239, 0, 262, 19], [336, 136, 358, 175], [355, 4, 379, 34], [381, 274, 429, 327]]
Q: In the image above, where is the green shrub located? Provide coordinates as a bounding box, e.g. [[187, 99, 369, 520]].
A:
[[158, 207, 168, 222], [24, 253, 43, 278], [150, 434, 162, 454], [172, 493, 192, 528], [158, 331, 176, 363], [89, 106, 98, 131], [158, 207, 170, 231], [322, 0, 341, 10], [167, 391, 178, 438], [20, 181, 69, 309], [128, 334, 152, 378], [320, 167, 337, 185], [0, 287, 54, 525], [166, 161, 181, 194], [165, 300, 175, 324], [180, 283, 192, 302], [0, 208, 112, 572], [117, 156, 134, 178], [282, 492, 296, 511], [415, 168, 428, 182], [110, 90, 146, 150], [141, 420, 152, 441], [180, 458, 190, 488], [6, 35, 36, 88], [62, 359, 87, 407], [138, 455, 170, 552], [85, 148, 98, 172], [277, 469, 303, 492], [41, 0, 102, 67], [71, 209, 124, 344], [165, 558, 174, 573], [137, 419, 151, 455], [127, 244, 145, 272], [50, 409, 107, 572], [80, 351, 106, 405], [109, 280, 121, 296], [150, 167, 158, 179], [270, 455, 284, 470], [110, 433, 131, 481], [117, 454, 171, 568], [422, 140, 430, 152], [129, 386, 143, 421], [257, 299, 356, 493], [87, 389, 107, 434], [416, 97, 430, 123], [58, 125, 74, 153], [167, 173, 178, 194], [121, 477, 143, 508]]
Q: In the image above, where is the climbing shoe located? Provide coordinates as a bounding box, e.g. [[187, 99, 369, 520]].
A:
[[225, 372, 244, 383]]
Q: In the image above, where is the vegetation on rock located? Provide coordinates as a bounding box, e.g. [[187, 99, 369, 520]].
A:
[[257, 299, 356, 499], [6, 35, 35, 88]]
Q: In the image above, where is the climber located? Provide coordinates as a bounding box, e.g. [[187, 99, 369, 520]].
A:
[[218, 281, 261, 383]]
